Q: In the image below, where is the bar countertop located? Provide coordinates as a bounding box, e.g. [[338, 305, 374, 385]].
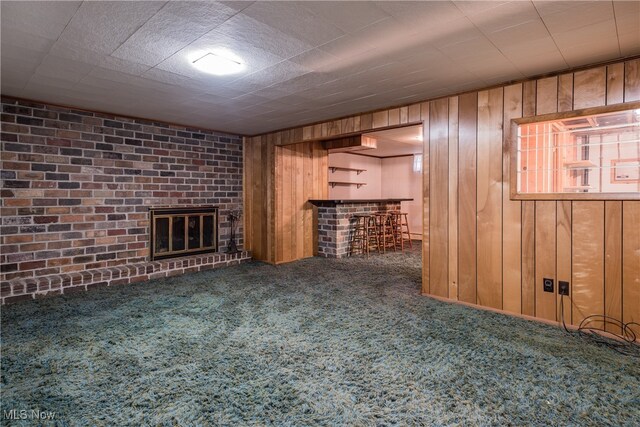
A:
[[308, 198, 412, 207]]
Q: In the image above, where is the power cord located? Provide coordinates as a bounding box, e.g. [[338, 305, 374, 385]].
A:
[[560, 294, 640, 357]]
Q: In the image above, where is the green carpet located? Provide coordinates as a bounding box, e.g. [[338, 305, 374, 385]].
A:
[[1, 250, 639, 426]]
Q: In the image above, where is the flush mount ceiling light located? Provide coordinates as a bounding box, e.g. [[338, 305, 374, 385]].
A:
[[190, 50, 244, 75]]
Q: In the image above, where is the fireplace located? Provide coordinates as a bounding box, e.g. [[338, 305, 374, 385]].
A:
[[150, 207, 218, 261]]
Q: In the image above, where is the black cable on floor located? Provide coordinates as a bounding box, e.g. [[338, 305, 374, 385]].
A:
[[560, 294, 640, 357]]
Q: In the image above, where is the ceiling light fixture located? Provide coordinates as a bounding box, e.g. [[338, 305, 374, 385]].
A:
[[190, 50, 244, 75]]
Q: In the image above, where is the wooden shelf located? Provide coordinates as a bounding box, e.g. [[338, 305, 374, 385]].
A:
[[329, 181, 366, 188], [329, 166, 366, 174], [564, 160, 597, 169]]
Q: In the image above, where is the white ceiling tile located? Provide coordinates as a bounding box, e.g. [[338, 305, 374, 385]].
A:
[[375, 1, 464, 28], [97, 56, 151, 76], [487, 19, 551, 49], [204, 14, 309, 60], [160, 1, 239, 29], [552, 20, 620, 64], [533, 1, 592, 16], [241, 1, 345, 47], [301, 1, 390, 33], [287, 48, 340, 72], [618, 33, 640, 57], [34, 55, 95, 83], [141, 68, 195, 87], [57, 1, 165, 55], [0, 1, 630, 135], [453, 1, 510, 16], [0, 1, 81, 40], [234, 60, 309, 91], [429, 17, 485, 49], [0, 27, 55, 53], [1, 44, 46, 71], [469, 1, 540, 33], [541, 1, 615, 34]]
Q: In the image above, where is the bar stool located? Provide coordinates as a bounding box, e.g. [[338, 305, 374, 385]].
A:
[[350, 214, 379, 257], [374, 212, 396, 253], [390, 211, 412, 252]]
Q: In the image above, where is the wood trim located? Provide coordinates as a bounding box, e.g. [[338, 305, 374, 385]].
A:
[[512, 100, 640, 126]]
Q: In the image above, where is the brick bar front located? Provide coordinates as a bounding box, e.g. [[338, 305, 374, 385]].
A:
[[309, 199, 408, 258]]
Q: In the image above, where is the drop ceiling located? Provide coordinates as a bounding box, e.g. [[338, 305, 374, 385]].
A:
[[1, 1, 638, 136]]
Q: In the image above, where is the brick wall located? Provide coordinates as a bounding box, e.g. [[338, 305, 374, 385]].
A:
[[317, 202, 401, 257], [0, 97, 243, 285]]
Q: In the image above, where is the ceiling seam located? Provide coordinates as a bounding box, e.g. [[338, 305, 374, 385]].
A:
[[25, 0, 85, 91], [610, 1, 622, 58], [531, 1, 569, 69]]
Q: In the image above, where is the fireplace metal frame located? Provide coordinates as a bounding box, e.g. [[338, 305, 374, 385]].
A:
[[149, 206, 218, 261]]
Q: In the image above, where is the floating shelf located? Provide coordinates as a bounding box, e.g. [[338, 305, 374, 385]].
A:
[[329, 181, 366, 189], [564, 160, 597, 169], [329, 166, 366, 174]]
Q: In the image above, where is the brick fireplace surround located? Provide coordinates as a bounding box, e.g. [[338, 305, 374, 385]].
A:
[[0, 97, 250, 304]]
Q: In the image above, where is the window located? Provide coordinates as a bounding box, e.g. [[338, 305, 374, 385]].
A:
[[511, 103, 640, 200]]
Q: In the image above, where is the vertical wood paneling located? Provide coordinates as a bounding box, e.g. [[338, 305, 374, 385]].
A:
[[388, 108, 400, 126], [421, 102, 430, 294], [521, 80, 536, 316], [267, 136, 276, 263], [570, 66, 607, 326], [273, 141, 328, 264], [622, 60, 640, 335], [556, 201, 572, 323], [408, 104, 421, 123], [457, 93, 477, 304], [372, 110, 389, 128], [573, 67, 606, 108], [535, 201, 557, 320], [476, 88, 503, 309], [295, 144, 305, 259], [536, 77, 558, 115], [622, 202, 640, 336], [557, 72, 573, 322], [246, 58, 638, 336], [607, 63, 625, 105], [572, 202, 605, 325], [534, 76, 558, 320], [429, 98, 449, 298], [523, 80, 536, 117], [522, 202, 536, 316], [448, 97, 459, 300], [502, 84, 523, 314], [558, 74, 573, 112], [303, 143, 313, 258], [604, 202, 622, 333], [625, 59, 640, 102]]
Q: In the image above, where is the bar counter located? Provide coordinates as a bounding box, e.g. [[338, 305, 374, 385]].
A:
[[308, 199, 413, 258]]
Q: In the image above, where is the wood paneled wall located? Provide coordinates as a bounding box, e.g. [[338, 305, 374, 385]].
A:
[[244, 136, 327, 264], [423, 58, 640, 333], [244, 58, 640, 332]]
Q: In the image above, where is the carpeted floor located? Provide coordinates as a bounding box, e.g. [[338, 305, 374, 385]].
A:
[[1, 248, 639, 426]]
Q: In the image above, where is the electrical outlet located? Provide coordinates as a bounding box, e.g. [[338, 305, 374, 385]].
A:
[[559, 281, 570, 296], [543, 278, 554, 293]]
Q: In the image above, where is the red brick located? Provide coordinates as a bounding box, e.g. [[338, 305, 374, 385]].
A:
[[19, 261, 46, 270]]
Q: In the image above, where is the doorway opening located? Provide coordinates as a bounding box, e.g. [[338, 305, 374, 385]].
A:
[[326, 124, 424, 245]]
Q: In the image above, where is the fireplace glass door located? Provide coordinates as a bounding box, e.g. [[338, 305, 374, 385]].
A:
[[150, 207, 218, 260]]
